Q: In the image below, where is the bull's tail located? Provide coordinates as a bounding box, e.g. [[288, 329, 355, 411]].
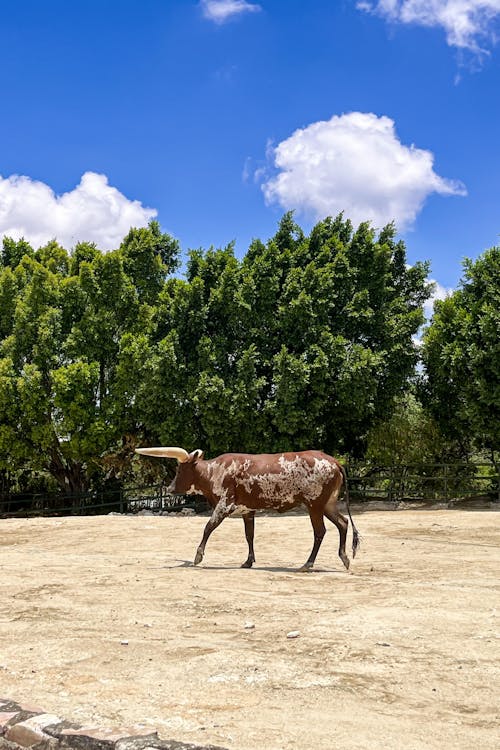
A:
[[340, 464, 360, 558]]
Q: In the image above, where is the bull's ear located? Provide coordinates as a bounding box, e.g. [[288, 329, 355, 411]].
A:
[[189, 449, 204, 462]]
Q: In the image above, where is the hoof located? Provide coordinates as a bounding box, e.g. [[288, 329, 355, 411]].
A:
[[193, 550, 203, 566], [341, 555, 350, 570], [297, 564, 313, 573], [241, 559, 254, 569]]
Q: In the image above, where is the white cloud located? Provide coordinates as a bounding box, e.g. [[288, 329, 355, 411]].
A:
[[200, 0, 261, 24], [358, 1, 500, 54], [424, 278, 453, 320], [411, 277, 453, 346], [0, 171, 157, 251], [260, 112, 466, 230]]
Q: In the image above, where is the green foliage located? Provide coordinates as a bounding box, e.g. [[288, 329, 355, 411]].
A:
[[421, 246, 500, 460], [35, 240, 70, 275], [366, 393, 441, 466], [140, 213, 430, 458], [69, 241, 101, 276], [120, 220, 179, 304], [0, 212, 436, 493], [1, 237, 35, 268], [0, 221, 180, 492]]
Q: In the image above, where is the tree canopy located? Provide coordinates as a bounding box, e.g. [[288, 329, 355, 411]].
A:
[[421, 246, 500, 463], [0, 213, 435, 493]]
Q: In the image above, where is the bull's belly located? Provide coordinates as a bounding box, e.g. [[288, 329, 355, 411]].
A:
[[232, 493, 307, 513]]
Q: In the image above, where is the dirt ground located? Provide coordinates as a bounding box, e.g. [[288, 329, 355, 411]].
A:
[[1, 509, 499, 750]]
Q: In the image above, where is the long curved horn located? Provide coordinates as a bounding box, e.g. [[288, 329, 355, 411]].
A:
[[135, 447, 189, 463]]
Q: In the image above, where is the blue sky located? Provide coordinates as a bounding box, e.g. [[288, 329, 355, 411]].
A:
[[1, 0, 499, 303]]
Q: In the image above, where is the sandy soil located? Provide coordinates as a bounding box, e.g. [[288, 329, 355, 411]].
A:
[[1, 509, 499, 750]]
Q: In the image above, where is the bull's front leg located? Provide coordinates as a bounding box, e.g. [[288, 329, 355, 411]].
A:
[[194, 497, 236, 566]]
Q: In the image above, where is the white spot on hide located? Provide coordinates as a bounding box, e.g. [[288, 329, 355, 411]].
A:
[[238, 456, 336, 507], [186, 484, 205, 496], [206, 454, 338, 509]]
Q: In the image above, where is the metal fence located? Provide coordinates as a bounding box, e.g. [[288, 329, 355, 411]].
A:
[[0, 484, 203, 519], [1, 463, 498, 519], [347, 462, 500, 504]]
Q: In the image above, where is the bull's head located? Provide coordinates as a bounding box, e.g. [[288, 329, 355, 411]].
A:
[[135, 446, 205, 494]]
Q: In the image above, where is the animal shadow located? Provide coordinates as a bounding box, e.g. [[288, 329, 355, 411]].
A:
[[172, 559, 342, 574]]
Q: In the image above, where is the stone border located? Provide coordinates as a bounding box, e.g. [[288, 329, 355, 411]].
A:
[[0, 700, 226, 750]]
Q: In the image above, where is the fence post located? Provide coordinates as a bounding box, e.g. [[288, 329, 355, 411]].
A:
[[443, 464, 448, 502]]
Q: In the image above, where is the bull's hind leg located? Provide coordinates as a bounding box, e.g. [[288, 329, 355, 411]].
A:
[[241, 512, 256, 568], [324, 506, 350, 570], [298, 507, 326, 572]]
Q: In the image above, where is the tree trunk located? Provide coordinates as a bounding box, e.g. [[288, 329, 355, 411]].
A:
[[48, 445, 90, 498]]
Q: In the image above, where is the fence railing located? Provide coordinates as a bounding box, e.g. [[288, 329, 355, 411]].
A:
[[0, 484, 202, 519], [347, 462, 500, 503], [1, 463, 498, 519]]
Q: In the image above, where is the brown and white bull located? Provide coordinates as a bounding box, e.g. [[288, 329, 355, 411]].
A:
[[135, 447, 360, 571]]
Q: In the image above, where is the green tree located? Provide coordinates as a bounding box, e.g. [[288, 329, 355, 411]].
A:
[[1, 237, 35, 268], [120, 220, 179, 305], [35, 240, 70, 275], [0, 222, 180, 492], [0, 213, 432, 491], [146, 243, 255, 454], [421, 246, 500, 462], [139, 214, 431, 457], [241, 214, 430, 455], [366, 392, 441, 466]]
